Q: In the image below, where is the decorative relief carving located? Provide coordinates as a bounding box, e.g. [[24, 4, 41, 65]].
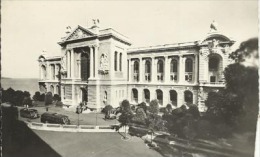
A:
[[60, 54, 67, 76], [98, 53, 109, 75], [67, 28, 91, 41]]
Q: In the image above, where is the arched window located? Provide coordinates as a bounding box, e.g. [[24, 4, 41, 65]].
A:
[[41, 65, 46, 79], [56, 85, 60, 95], [209, 57, 219, 71], [144, 89, 150, 103], [114, 51, 118, 71], [132, 88, 138, 103], [185, 58, 193, 72], [134, 61, 139, 73], [156, 89, 163, 105], [184, 90, 193, 104], [170, 59, 178, 73], [50, 85, 54, 94], [81, 53, 90, 80], [119, 53, 122, 71], [51, 64, 55, 80], [145, 60, 151, 81], [145, 60, 151, 73], [157, 60, 164, 73], [169, 90, 177, 107]]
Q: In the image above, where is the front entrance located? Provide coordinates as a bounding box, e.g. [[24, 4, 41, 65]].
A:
[[81, 88, 88, 103]]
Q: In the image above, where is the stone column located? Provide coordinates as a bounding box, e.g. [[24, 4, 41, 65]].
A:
[[163, 89, 169, 107], [90, 46, 94, 79], [48, 63, 52, 80], [151, 57, 157, 82], [179, 55, 185, 84], [177, 90, 184, 107], [78, 60, 81, 79], [139, 58, 143, 82], [165, 56, 170, 82], [131, 60, 134, 82], [194, 54, 198, 84], [94, 46, 99, 78], [71, 49, 75, 79], [128, 60, 132, 82], [67, 51, 71, 78]]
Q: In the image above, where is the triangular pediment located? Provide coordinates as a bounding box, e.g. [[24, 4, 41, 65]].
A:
[[65, 26, 95, 41]]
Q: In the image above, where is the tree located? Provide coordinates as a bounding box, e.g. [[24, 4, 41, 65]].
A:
[[118, 100, 134, 139], [2, 88, 15, 103], [131, 107, 147, 125], [205, 38, 259, 134]]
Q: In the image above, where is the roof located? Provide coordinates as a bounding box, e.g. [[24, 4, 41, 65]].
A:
[[128, 41, 198, 53], [58, 25, 131, 46]]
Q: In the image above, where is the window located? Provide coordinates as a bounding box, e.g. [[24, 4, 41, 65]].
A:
[[169, 90, 177, 107], [145, 60, 151, 73], [119, 53, 122, 71], [114, 51, 118, 71], [144, 89, 150, 103], [185, 58, 193, 72], [157, 60, 164, 73], [156, 89, 163, 105], [132, 89, 138, 103], [157, 60, 164, 81], [170, 59, 178, 73], [184, 91, 193, 104], [50, 85, 54, 94], [210, 76, 216, 82], [145, 60, 151, 81], [209, 57, 219, 71], [133, 61, 139, 81], [134, 61, 139, 73]]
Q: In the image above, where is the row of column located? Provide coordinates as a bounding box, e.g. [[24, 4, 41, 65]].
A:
[[66, 45, 99, 79], [40, 63, 60, 80], [130, 88, 196, 107], [129, 55, 198, 84]]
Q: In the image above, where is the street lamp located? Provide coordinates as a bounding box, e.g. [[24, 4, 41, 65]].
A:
[[76, 105, 82, 126]]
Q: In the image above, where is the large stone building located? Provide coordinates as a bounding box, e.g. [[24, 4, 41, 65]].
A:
[[38, 21, 235, 111]]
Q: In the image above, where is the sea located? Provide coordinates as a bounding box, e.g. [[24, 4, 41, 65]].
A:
[[1, 77, 39, 96]]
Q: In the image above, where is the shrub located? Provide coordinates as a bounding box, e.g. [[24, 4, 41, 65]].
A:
[[55, 101, 63, 107], [33, 91, 41, 101], [39, 93, 45, 101], [102, 105, 113, 114], [149, 100, 159, 115], [22, 97, 32, 107], [53, 94, 61, 101], [44, 92, 53, 106], [137, 102, 147, 114]]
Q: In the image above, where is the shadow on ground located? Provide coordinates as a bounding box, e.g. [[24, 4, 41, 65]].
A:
[[2, 105, 62, 157]]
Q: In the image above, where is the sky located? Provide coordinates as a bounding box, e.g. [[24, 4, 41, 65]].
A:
[[1, 0, 258, 78]]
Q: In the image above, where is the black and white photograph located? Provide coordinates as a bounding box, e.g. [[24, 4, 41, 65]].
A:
[[1, 1, 259, 157]]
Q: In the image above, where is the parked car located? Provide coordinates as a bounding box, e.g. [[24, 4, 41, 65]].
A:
[[41, 112, 70, 125], [20, 108, 39, 119]]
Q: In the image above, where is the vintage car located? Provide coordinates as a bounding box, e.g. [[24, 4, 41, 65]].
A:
[[40, 112, 70, 125], [20, 108, 39, 119]]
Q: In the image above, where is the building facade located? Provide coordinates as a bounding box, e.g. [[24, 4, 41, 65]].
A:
[[38, 21, 235, 111]]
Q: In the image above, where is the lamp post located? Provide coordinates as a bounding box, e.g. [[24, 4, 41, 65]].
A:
[[76, 105, 81, 126]]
